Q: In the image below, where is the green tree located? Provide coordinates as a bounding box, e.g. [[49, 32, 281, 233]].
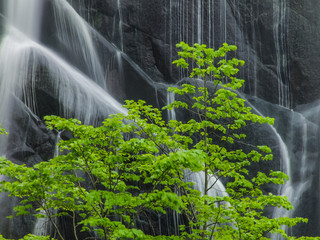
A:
[[0, 43, 317, 240]]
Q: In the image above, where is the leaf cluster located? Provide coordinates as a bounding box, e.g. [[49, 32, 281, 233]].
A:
[[0, 43, 318, 240]]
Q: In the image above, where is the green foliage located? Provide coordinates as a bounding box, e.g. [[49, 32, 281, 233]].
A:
[[0, 42, 317, 240], [166, 42, 310, 239], [0, 125, 7, 136], [0, 115, 187, 240], [0, 234, 52, 240]]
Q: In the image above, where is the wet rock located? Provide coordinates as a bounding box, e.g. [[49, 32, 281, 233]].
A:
[[6, 96, 56, 166]]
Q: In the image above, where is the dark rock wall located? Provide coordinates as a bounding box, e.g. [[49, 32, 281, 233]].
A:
[[288, 0, 320, 105], [85, 0, 320, 108], [82, 0, 284, 105]]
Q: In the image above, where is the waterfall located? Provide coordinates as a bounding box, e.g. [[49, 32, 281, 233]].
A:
[[5, 0, 44, 40], [273, 0, 291, 108], [0, 0, 44, 115], [0, 0, 125, 237], [117, 0, 124, 51], [0, 0, 126, 127], [167, 0, 229, 79], [197, 0, 202, 44], [1, 0, 319, 238], [273, 113, 313, 239], [242, 99, 293, 240], [52, 0, 106, 88], [166, 91, 176, 121]]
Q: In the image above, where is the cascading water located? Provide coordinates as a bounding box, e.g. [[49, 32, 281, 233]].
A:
[[0, 0, 125, 126], [117, 0, 124, 51], [1, 0, 320, 238], [0, 0, 43, 131], [166, 91, 176, 121], [5, 0, 43, 40], [273, 0, 291, 108], [52, 0, 106, 88], [241, 97, 293, 240], [0, 0, 125, 237]]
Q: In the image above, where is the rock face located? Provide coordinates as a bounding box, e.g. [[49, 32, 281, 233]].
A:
[[288, 0, 320, 106], [86, 0, 320, 108], [1, 0, 320, 238]]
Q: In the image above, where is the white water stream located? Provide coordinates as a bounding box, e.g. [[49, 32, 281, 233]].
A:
[[273, 0, 291, 108], [1, 0, 125, 127], [0, 0, 125, 236]]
